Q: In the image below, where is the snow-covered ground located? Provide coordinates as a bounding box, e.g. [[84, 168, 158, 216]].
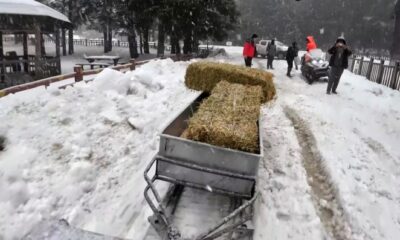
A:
[[0, 59, 199, 239], [0, 46, 399, 240]]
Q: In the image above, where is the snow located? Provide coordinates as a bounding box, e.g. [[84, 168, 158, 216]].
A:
[[249, 54, 400, 240], [0, 59, 199, 239], [0, 46, 399, 240], [0, 0, 70, 23]]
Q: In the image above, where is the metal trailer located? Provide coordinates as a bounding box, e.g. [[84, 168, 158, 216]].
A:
[[144, 93, 263, 240]]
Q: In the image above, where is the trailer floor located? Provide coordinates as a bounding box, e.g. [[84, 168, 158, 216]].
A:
[[173, 188, 233, 239], [143, 185, 254, 240]]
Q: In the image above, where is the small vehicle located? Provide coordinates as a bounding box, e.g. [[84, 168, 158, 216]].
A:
[[301, 49, 329, 84], [256, 39, 288, 59]]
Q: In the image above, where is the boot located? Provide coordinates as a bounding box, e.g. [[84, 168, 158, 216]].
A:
[[287, 68, 292, 77]]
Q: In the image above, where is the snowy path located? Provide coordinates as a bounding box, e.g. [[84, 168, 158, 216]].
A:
[[249, 58, 400, 240]]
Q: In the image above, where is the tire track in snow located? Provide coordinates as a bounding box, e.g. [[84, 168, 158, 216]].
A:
[[284, 106, 353, 240]]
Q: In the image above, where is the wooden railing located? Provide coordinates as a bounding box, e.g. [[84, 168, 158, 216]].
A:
[[0, 55, 193, 98], [348, 57, 400, 91], [0, 59, 140, 97]]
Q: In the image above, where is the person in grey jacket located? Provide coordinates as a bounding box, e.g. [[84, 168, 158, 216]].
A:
[[267, 39, 277, 69], [327, 37, 352, 94]]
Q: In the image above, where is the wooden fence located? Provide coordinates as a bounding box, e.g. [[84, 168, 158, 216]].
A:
[[4, 37, 158, 49], [348, 56, 400, 91]]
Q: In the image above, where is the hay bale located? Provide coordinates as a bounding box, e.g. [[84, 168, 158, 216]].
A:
[[184, 81, 262, 153], [185, 62, 275, 103]]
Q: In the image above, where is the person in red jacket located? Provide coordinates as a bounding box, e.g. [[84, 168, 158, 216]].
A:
[[306, 36, 317, 52], [243, 34, 258, 67]]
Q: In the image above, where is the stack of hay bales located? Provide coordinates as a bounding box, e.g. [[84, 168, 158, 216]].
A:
[[185, 62, 275, 103], [183, 81, 262, 153]]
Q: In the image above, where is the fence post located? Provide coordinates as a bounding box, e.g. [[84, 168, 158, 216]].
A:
[[376, 59, 385, 84], [390, 62, 400, 90], [74, 66, 83, 82], [129, 59, 136, 70], [350, 57, 356, 73], [358, 56, 364, 75], [366, 58, 374, 80], [118, 40, 121, 47], [85, 39, 88, 46]]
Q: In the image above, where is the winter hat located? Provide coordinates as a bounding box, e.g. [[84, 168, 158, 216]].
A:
[[251, 34, 258, 39], [292, 41, 297, 47], [336, 37, 346, 45]]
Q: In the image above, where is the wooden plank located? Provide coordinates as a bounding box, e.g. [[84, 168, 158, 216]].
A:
[[82, 69, 103, 76], [366, 58, 374, 80], [34, 24, 42, 79], [350, 57, 356, 73], [23, 32, 29, 72], [0, 73, 75, 97], [55, 28, 61, 74], [390, 62, 400, 90], [376, 59, 385, 84], [358, 57, 364, 75]]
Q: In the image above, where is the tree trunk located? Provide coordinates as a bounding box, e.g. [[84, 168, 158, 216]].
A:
[[108, 28, 113, 52], [68, 0, 74, 54], [128, 30, 139, 58], [157, 23, 165, 57], [68, 27, 74, 55], [103, 30, 108, 53], [176, 40, 181, 54], [143, 27, 150, 54], [183, 33, 192, 54], [139, 30, 143, 54], [0, 32, 3, 81], [62, 29, 67, 56], [171, 35, 177, 54], [392, 1, 400, 60]]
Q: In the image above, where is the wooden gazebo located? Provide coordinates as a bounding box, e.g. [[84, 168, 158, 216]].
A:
[[0, 0, 71, 89]]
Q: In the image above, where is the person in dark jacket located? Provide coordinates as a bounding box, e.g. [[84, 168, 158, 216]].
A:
[[243, 34, 258, 67], [293, 43, 300, 70], [326, 37, 352, 94], [286, 42, 298, 77], [267, 39, 277, 69]]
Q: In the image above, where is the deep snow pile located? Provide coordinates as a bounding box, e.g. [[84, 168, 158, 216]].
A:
[[0, 59, 199, 239]]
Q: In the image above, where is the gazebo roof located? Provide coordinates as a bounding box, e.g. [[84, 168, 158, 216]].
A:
[[0, 0, 70, 23]]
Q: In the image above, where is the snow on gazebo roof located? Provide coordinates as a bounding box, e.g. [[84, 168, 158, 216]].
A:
[[0, 0, 70, 23]]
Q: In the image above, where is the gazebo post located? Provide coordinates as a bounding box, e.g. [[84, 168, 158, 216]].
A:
[[34, 24, 43, 79], [61, 28, 66, 56], [23, 32, 29, 73], [41, 33, 46, 56], [55, 28, 61, 74]]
